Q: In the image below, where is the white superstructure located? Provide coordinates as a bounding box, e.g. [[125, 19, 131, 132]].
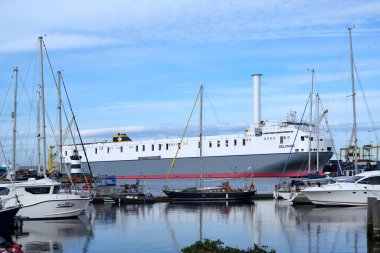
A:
[[62, 74, 334, 178]]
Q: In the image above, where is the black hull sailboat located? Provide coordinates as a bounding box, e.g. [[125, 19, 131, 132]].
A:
[[162, 187, 256, 202], [162, 85, 256, 202], [0, 205, 20, 230]]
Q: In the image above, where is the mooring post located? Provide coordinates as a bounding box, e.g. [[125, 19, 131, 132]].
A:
[[373, 199, 380, 241], [368, 197, 377, 236]]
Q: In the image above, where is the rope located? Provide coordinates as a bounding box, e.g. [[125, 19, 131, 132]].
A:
[[354, 62, 379, 145], [42, 40, 93, 187], [162, 87, 201, 189], [278, 93, 309, 185]]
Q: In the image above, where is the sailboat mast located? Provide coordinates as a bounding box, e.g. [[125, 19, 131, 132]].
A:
[[39, 37, 47, 177], [12, 67, 18, 176], [316, 93, 320, 171], [348, 27, 358, 173], [37, 91, 41, 174], [308, 69, 314, 174], [199, 85, 204, 188], [57, 71, 63, 173]]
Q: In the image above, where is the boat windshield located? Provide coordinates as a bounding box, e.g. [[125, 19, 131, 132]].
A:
[[343, 176, 364, 183]]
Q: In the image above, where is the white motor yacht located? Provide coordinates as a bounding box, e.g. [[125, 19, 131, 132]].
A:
[[0, 177, 90, 219], [301, 170, 380, 206]]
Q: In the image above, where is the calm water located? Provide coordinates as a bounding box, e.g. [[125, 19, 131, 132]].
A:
[[1, 199, 371, 253]]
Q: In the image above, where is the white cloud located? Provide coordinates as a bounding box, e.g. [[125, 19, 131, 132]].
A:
[[1, 0, 380, 51]]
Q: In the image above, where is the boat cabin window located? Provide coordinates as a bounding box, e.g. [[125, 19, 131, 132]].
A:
[[25, 187, 51, 194], [95, 148, 97, 154], [301, 136, 305, 141], [225, 140, 228, 147], [209, 141, 212, 148], [242, 139, 246, 146], [120, 146, 123, 153], [357, 176, 380, 185], [280, 136, 284, 144], [217, 140, 220, 147], [152, 144, 154, 151], [142, 145, 145, 151], [234, 139, 237, 146], [136, 145, 139, 152], [159, 144, 162, 150], [107, 147, 110, 153], [65, 151, 67, 156], [0, 187, 10, 195], [166, 143, 169, 150], [343, 176, 364, 183], [53, 186, 60, 194]]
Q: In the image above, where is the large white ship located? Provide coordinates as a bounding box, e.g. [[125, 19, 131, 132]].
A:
[[62, 74, 334, 178]]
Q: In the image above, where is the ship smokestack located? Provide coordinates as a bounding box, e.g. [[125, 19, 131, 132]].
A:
[[252, 73, 262, 128]]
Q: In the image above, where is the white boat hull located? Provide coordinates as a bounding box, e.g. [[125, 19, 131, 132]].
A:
[[302, 182, 380, 206], [16, 197, 90, 219]]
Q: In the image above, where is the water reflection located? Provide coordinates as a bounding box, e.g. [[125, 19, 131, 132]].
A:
[[13, 215, 93, 253], [6, 200, 370, 253]]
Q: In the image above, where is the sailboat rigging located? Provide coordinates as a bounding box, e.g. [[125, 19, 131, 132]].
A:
[[0, 37, 90, 219], [301, 27, 380, 206], [162, 85, 256, 201]]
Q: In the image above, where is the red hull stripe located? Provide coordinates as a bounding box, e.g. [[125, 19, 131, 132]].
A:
[[116, 171, 314, 179]]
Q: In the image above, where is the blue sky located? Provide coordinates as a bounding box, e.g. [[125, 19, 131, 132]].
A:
[[0, 0, 380, 164]]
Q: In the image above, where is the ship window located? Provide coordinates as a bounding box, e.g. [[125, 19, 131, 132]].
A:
[[178, 143, 181, 149], [0, 187, 10, 195], [142, 145, 145, 151], [358, 176, 380, 185], [25, 187, 51, 194], [159, 144, 162, 150], [107, 147, 110, 153], [136, 145, 138, 152], [152, 144, 154, 151], [209, 141, 212, 148], [327, 147, 332, 151], [301, 136, 305, 141], [225, 140, 228, 147], [280, 136, 284, 144], [65, 151, 67, 156], [234, 139, 237, 146], [120, 146, 123, 153], [166, 143, 169, 150], [217, 140, 220, 147], [242, 139, 246, 146], [198, 142, 200, 148], [295, 149, 299, 152], [53, 186, 60, 194], [95, 148, 97, 154]]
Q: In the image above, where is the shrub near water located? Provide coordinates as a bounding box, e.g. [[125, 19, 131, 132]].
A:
[[181, 239, 276, 253]]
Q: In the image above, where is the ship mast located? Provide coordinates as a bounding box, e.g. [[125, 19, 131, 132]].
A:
[[37, 91, 41, 174], [12, 67, 18, 178], [39, 36, 47, 177], [308, 68, 314, 174], [57, 71, 63, 174], [199, 85, 204, 188], [316, 93, 320, 171], [348, 27, 358, 174]]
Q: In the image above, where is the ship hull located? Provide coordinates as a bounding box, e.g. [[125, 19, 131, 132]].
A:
[[79, 151, 333, 179]]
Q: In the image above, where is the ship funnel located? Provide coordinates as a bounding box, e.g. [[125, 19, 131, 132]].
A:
[[252, 74, 262, 128]]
